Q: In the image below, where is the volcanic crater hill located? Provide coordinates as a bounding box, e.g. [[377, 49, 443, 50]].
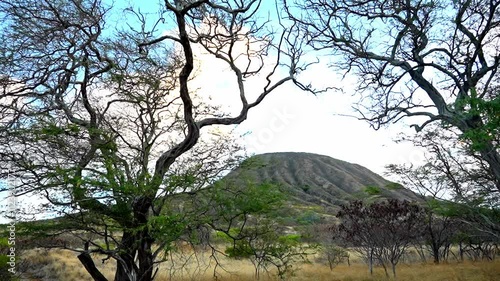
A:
[[224, 152, 422, 215]]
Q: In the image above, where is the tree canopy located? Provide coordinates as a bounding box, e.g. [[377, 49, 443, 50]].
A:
[[0, 1, 314, 280]]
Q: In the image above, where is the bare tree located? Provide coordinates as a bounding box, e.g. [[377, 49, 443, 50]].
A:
[[0, 1, 314, 280], [336, 200, 426, 278], [285, 0, 500, 191]]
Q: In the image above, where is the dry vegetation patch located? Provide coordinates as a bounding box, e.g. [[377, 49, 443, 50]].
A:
[[15, 248, 500, 281]]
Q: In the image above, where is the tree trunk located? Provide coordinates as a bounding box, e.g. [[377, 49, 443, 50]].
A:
[[459, 242, 464, 262], [391, 262, 397, 279], [115, 230, 139, 280], [137, 231, 154, 281], [381, 261, 389, 278], [328, 255, 334, 271], [444, 243, 451, 262], [113, 228, 151, 281], [368, 249, 373, 275], [113, 231, 155, 281], [133, 196, 155, 281], [432, 241, 440, 264], [427, 212, 440, 264], [478, 142, 500, 191], [115, 253, 137, 281], [78, 252, 109, 281], [81, 196, 154, 281]]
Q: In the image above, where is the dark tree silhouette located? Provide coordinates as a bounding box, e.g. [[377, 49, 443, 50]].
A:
[[336, 200, 426, 277]]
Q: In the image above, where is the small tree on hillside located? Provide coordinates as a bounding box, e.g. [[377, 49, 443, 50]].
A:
[[336, 200, 426, 278], [424, 207, 460, 264]]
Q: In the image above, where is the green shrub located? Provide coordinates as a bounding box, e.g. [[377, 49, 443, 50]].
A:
[[297, 210, 321, 225], [0, 254, 19, 281], [386, 182, 403, 190], [364, 185, 381, 195], [225, 241, 254, 258]]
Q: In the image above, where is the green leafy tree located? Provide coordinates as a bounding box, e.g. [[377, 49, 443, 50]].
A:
[[0, 1, 315, 280], [223, 229, 313, 280], [201, 178, 313, 280]]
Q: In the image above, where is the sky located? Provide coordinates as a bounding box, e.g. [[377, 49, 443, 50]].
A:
[[235, 90, 426, 177], [188, 43, 427, 177]]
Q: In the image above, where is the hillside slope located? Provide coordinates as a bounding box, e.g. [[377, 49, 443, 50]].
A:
[[225, 152, 421, 214]]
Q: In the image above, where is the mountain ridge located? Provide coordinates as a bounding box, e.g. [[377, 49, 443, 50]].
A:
[[224, 152, 422, 214]]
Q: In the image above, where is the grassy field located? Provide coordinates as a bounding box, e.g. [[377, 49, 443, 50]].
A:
[[15, 248, 500, 281]]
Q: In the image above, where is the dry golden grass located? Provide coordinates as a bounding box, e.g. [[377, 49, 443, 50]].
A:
[[20, 248, 115, 281], [18, 248, 500, 281], [294, 261, 500, 281]]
